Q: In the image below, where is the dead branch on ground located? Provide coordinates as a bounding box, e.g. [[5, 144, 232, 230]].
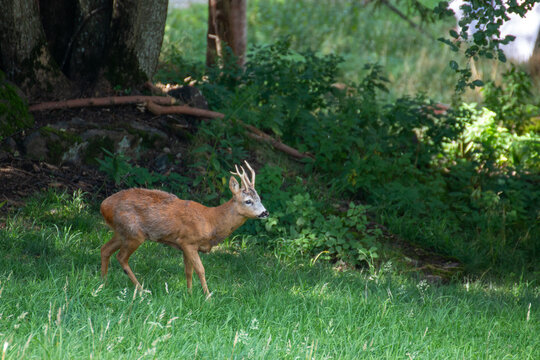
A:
[[146, 101, 225, 119], [29, 91, 313, 160], [28, 96, 176, 112]]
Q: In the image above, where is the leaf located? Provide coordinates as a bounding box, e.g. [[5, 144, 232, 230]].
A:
[[449, 29, 459, 39], [472, 79, 484, 87], [449, 60, 459, 70], [211, 157, 221, 171]]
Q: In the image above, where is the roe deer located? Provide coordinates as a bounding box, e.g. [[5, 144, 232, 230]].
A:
[[100, 161, 268, 296]]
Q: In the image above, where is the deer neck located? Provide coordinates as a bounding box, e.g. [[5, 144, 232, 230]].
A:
[[209, 199, 247, 241]]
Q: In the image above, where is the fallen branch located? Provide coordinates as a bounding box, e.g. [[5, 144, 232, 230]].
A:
[[146, 101, 225, 119], [146, 101, 314, 159], [242, 123, 314, 160], [28, 96, 176, 112], [147, 100, 313, 159], [29, 91, 313, 160]]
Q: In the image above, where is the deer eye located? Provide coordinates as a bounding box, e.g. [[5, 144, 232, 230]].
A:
[[245, 200, 253, 205]]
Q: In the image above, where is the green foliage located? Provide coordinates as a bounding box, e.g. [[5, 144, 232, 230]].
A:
[[192, 38, 342, 146], [96, 149, 190, 193], [435, 0, 540, 92], [445, 104, 540, 169], [159, 0, 463, 101], [264, 193, 380, 267], [96, 149, 133, 185], [163, 37, 538, 274], [160, 3, 207, 63], [0, 70, 33, 141], [188, 120, 249, 203], [482, 66, 540, 134], [156, 1, 540, 275]]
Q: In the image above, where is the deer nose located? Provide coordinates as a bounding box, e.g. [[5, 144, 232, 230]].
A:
[[258, 210, 269, 219]]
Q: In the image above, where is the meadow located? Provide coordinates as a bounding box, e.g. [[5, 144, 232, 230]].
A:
[[0, 191, 538, 359]]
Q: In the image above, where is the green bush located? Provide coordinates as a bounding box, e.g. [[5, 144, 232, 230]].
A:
[[444, 104, 540, 170], [264, 193, 380, 266], [96, 149, 190, 194], [482, 67, 539, 134], [155, 37, 538, 275]]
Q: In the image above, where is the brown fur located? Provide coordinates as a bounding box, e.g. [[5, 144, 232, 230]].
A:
[[100, 173, 267, 295]]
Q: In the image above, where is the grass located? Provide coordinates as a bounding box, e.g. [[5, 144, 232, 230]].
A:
[[0, 190, 538, 359], [160, 0, 516, 103]]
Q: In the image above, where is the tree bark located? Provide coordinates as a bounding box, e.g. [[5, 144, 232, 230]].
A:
[[0, 0, 71, 97], [206, 0, 247, 67], [529, 27, 540, 78], [62, 0, 112, 82], [106, 0, 168, 86], [0, 0, 168, 100]]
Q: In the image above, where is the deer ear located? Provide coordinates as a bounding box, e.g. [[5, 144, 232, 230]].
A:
[[229, 176, 240, 194]]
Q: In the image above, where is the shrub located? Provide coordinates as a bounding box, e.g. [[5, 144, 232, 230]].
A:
[[263, 192, 380, 266], [482, 67, 539, 134], [153, 39, 538, 274]]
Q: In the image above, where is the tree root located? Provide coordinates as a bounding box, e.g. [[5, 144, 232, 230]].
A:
[[28, 92, 314, 160], [146, 101, 225, 119], [28, 96, 176, 112], [242, 123, 314, 160]]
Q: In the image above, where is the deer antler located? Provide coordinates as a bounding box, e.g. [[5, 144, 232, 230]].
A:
[[243, 161, 256, 187], [230, 163, 252, 189]]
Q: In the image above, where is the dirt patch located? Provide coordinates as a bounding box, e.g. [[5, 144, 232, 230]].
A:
[[0, 104, 195, 214], [0, 153, 111, 213]]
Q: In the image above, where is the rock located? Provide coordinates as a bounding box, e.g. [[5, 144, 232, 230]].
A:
[[62, 141, 88, 165], [1, 137, 17, 154], [167, 86, 208, 109], [23, 131, 51, 160], [129, 121, 169, 147], [81, 129, 140, 161], [50, 117, 90, 131], [154, 153, 171, 172]]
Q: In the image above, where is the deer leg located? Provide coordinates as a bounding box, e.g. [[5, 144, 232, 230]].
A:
[[101, 234, 122, 279], [183, 252, 194, 293], [184, 248, 209, 295], [116, 237, 144, 289]]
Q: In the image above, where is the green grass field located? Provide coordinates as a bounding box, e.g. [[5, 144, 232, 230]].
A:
[[0, 191, 538, 359]]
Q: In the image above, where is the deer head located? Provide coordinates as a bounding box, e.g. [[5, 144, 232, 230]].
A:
[[229, 161, 268, 219]]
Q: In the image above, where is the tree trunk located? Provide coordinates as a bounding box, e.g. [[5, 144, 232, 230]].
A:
[[0, 0, 168, 100], [106, 0, 168, 86], [206, 0, 247, 67], [0, 0, 71, 98], [529, 27, 540, 78]]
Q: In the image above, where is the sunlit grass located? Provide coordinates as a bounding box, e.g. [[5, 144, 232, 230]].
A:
[[0, 191, 538, 358]]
